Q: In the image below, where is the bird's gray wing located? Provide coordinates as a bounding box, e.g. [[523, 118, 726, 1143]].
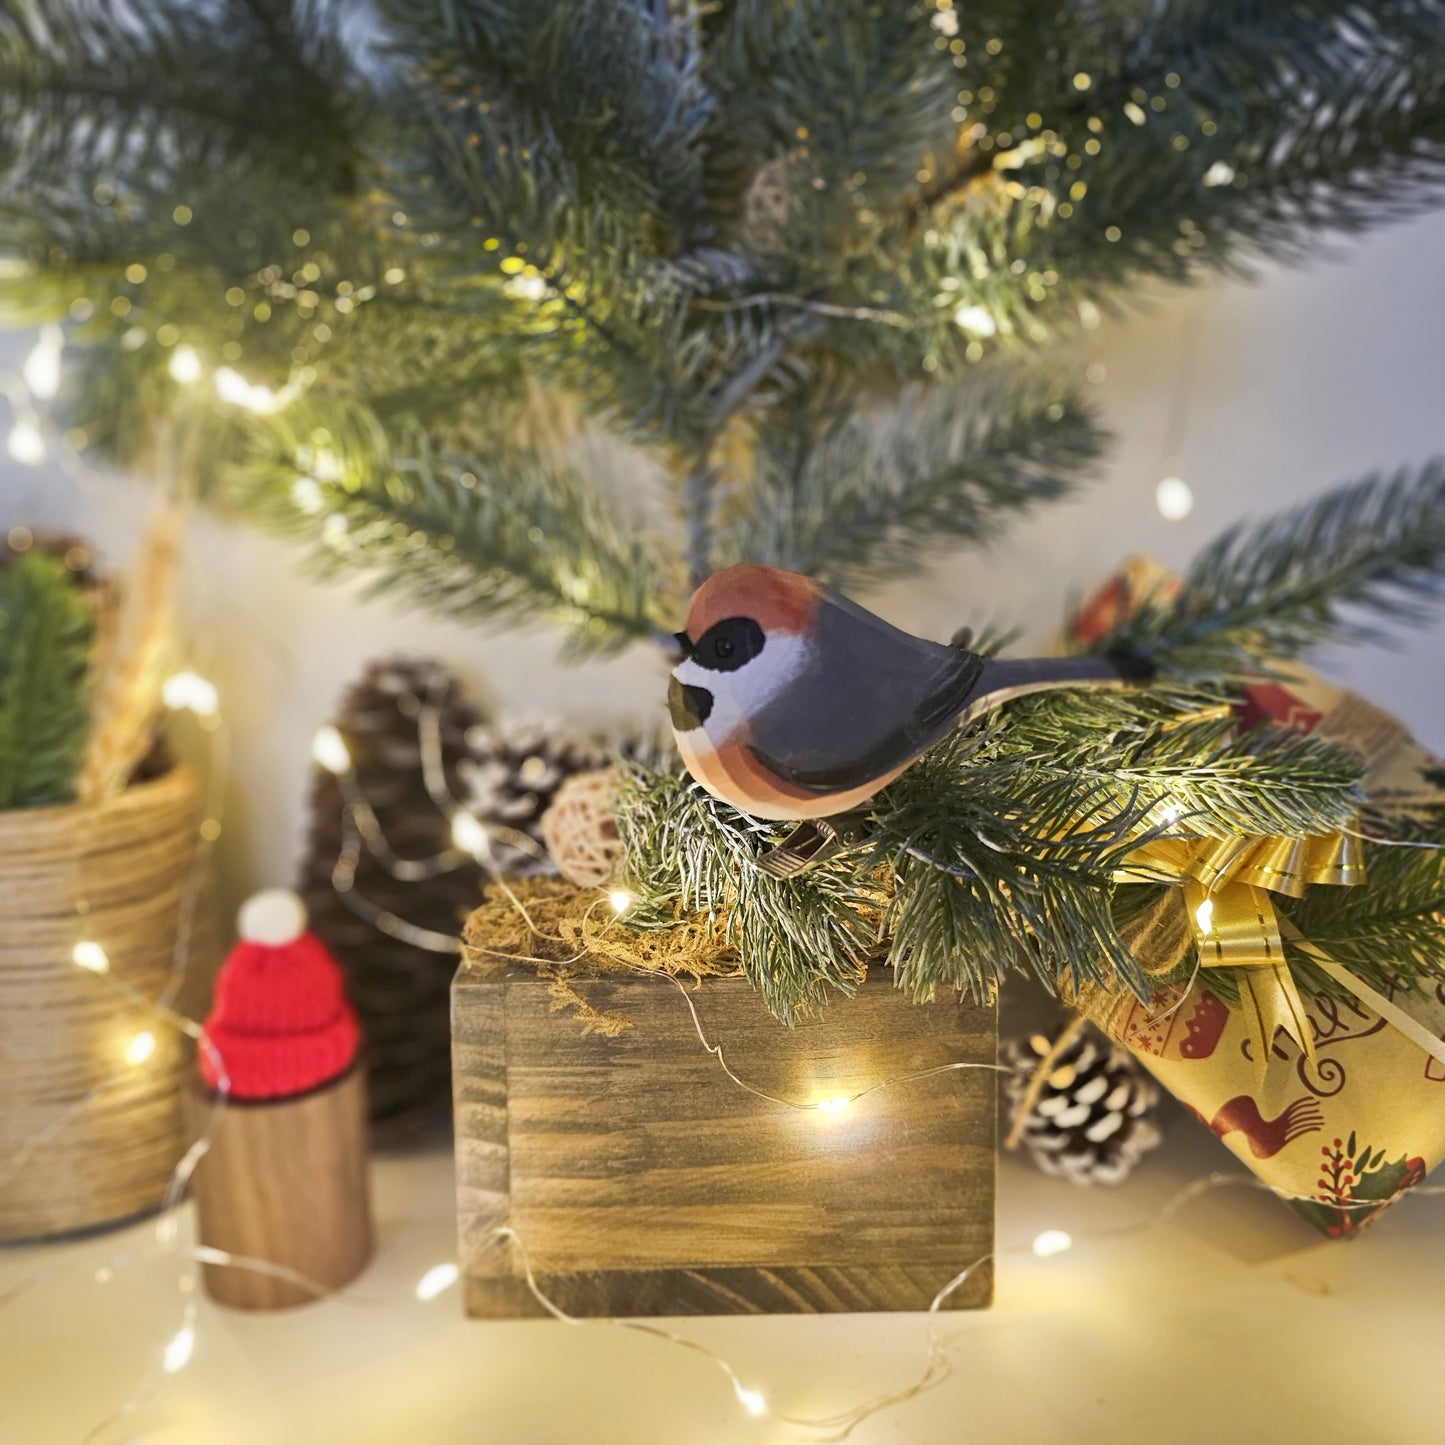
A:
[[746, 590, 984, 794]]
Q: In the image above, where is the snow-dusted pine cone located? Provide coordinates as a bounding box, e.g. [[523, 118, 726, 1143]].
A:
[[1002, 1023, 1163, 1185], [457, 718, 612, 877]]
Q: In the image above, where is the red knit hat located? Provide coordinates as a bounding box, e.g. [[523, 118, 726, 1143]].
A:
[[200, 889, 360, 1101]]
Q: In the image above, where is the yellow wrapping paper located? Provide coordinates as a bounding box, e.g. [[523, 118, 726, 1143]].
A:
[[1071, 561, 1445, 1235]]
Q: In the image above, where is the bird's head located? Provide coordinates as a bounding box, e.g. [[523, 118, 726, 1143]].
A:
[[668, 564, 819, 744]]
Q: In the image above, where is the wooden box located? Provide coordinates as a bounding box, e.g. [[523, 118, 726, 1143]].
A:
[[452, 950, 996, 1317]]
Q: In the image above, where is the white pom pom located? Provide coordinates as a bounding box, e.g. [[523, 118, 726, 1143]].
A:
[[238, 888, 308, 947]]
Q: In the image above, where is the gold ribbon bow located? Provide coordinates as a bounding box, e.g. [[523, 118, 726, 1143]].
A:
[[1116, 830, 1366, 1064]]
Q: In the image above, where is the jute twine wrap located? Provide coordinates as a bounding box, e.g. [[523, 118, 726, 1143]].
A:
[[0, 765, 206, 1239], [1065, 890, 1193, 1031]]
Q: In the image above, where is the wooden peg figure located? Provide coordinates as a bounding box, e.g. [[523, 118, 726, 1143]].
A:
[[191, 889, 374, 1309]]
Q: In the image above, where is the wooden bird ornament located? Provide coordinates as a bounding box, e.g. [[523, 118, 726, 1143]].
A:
[[669, 564, 1150, 823]]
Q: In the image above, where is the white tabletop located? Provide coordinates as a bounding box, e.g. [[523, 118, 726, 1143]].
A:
[[2, 1110, 1439, 1445]]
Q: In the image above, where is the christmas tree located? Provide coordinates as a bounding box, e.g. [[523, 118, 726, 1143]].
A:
[[5, 0, 1445, 1017]]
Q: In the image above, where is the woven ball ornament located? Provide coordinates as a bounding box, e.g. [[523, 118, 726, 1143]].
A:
[[200, 889, 361, 1101], [539, 767, 626, 889]]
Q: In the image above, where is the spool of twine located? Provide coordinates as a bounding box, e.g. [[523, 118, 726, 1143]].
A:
[[0, 764, 209, 1240]]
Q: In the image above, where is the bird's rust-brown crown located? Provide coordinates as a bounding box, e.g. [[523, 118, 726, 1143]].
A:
[[682, 564, 821, 642]]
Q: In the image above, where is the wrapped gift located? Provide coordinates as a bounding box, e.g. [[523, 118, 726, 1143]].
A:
[[1071, 560, 1445, 1235], [1083, 963, 1445, 1236]]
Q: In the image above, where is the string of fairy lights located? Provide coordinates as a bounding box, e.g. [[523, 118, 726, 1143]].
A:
[[0, 314, 1440, 1434], [2, 640, 1444, 1437]]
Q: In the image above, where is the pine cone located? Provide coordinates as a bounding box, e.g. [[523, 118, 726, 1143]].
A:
[[297, 661, 620, 1141], [1002, 1023, 1162, 1185], [297, 658, 489, 1143], [457, 718, 611, 877]]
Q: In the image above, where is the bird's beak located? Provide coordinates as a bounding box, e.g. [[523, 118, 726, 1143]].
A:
[[673, 630, 693, 657], [668, 675, 712, 732]]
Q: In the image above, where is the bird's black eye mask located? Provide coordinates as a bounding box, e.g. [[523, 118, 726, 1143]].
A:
[[685, 616, 765, 673]]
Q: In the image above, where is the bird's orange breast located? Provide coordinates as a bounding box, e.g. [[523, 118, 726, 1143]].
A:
[[679, 730, 912, 822]]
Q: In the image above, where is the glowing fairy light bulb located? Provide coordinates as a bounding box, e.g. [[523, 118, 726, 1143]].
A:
[[816, 1095, 850, 1115], [162, 671, 219, 717], [22, 326, 63, 398], [6, 420, 46, 466], [607, 887, 634, 915], [311, 448, 342, 482], [414, 1262, 460, 1301], [168, 344, 203, 384], [214, 366, 252, 405], [311, 724, 351, 775], [214, 366, 281, 413], [291, 476, 324, 514], [734, 1384, 767, 1417], [1194, 898, 1214, 934], [1032, 1229, 1073, 1257], [451, 811, 491, 859], [72, 940, 110, 974], [162, 1324, 195, 1373], [1155, 475, 1194, 521], [952, 304, 997, 337], [506, 273, 548, 301], [126, 1031, 157, 1066]]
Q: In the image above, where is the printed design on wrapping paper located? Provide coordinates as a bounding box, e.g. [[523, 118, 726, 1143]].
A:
[[1120, 985, 1229, 1061], [1236, 683, 1323, 737], [1178, 989, 1229, 1059], [1293, 1132, 1428, 1239], [1297, 993, 1389, 1099], [1238, 992, 1388, 1099], [1202, 1095, 1324, 1158]]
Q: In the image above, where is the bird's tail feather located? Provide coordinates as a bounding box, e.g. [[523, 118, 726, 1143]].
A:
[[961, 652, 1152, 728]]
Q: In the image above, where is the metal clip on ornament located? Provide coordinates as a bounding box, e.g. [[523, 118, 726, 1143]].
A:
[[754, 814, 872, 879]]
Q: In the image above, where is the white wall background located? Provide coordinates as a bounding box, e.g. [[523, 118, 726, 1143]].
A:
[[4, 210, 1445, 903]]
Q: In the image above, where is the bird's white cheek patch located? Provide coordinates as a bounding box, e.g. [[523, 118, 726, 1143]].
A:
[[673, 658, 745, 741], [673, 634, 809, 745]]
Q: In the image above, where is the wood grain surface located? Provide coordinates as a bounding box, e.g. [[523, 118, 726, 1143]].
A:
[[454, 955, 996, 1318], [191, 1068, 374, 1310]]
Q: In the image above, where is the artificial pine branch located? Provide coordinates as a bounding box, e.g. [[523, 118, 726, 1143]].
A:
[[383, 0, 713, 250], [0, 550, 94, 809], [234, 410, 672, 656], [7, 0, 1445, 679], [0, 0, 367, 235], [614, 674, 1368, 1021], [1283, 815, 1445, 999], [990, 688, 1366, 838], [719, 373, 1105, 588], [1104, 463, 1445, 680], [614, 756, 884, 1021]]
